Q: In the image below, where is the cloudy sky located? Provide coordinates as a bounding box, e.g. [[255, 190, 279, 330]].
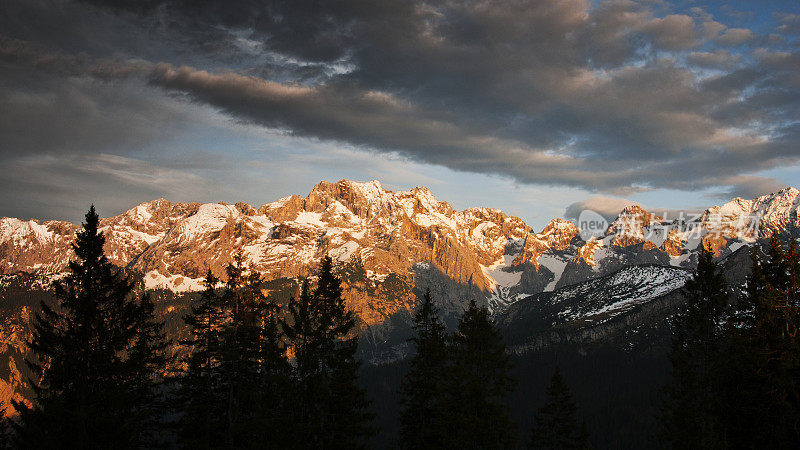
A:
[[1, 0, 798, 229]]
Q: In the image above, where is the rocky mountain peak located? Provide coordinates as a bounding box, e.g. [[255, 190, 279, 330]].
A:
[[607, 205, 662, 248], [703, 187, 800, 239], [537, 219, 579, 249], [613, 205, 656, 223], [509, 219, 577, 270], [774, 186, 799, 199], [0, 216, 77, 274], [304, 179, 394, 220]]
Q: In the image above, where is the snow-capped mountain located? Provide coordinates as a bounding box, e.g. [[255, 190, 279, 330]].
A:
[[1, 180, 537, 323], [1, 182, 799, 322]]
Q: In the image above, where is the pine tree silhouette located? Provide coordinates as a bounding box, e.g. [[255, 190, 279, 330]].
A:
[[399, 289, 449, 449], [444, 299, 516, 449], [174, 269, 226, 449], [529, 366, 589, 450], [217, 254, 265, 447], [661, 246, 729, 449], [12, 205, 168, 448], [766, 236, 791, 290], [244, 264, 292, 448], [282, 279, 318, 444], [176, 256, 291, 449], [721, 237, 800, 447], [282, 256, 373, 449]]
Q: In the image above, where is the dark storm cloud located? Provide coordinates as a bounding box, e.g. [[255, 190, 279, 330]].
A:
[[78, 0, 421, 64], [0, 65, 186, 158], [2, 0, 799, 198]]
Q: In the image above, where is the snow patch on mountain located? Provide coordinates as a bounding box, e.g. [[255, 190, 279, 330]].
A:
[[175, 203, 239, 241], [295, 211, 326, 227], [556, 265, 691, 323], [538, 254, 568, 291], [144, 271, 205, 293], [330, 241, 360, 262], [482, 255, 522, 290], [481, 254, 524, 311], [103, 226, 163, 246], [0, 218, 55, 246]]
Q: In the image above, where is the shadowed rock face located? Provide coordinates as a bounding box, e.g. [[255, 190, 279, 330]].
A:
[[497, 265, 693, 352]]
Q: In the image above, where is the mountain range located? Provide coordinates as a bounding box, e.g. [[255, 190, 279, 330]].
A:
[[1, 180, 799, 445], [2, 181, 798, 314]]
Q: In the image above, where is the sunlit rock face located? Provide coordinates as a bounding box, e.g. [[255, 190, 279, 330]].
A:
[[1, 182, 798, 325]]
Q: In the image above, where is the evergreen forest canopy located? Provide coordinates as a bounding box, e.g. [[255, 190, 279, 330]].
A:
[[2, 205, 799, 449]]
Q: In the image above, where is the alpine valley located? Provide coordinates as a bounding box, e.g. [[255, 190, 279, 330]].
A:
[[2, 180, 799, 447]]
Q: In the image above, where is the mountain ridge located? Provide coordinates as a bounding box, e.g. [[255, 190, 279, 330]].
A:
[[1, 181, 799, 323]]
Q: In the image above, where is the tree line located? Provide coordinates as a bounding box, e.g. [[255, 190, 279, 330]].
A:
[[662, 237, 800, 448], [1, 206, 590, 449]]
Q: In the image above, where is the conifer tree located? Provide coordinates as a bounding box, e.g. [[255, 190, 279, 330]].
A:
[[128, 291, 170, 445], [444, 299, 516, 449], [529, 367, 589, 450], [283, 256, 373, 449], [12, 205, 168, 448], [217, 255, 261, 447], [766, 236, 791, 290], [175, 270, 226, 448], [399, 289, 449, 449], [217, 254, 291, 448], [723, 237, 800, 447], [246, 267, 292, 448], [661, 246, 729, 449], [176, 258, 289, 449], [788, 238, 800, 304], [283, 279, 318, 443]]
